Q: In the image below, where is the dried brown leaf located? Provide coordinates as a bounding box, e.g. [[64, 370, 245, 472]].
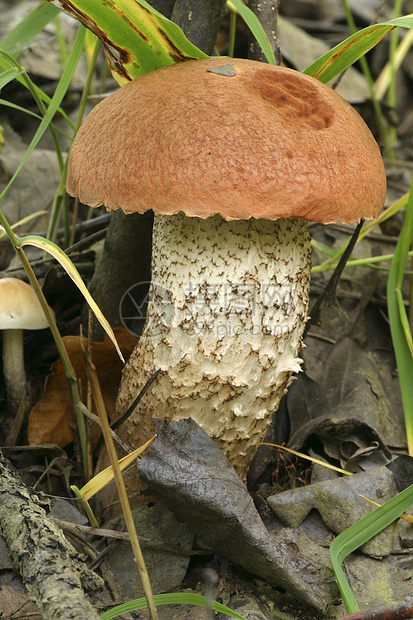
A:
[[27, 328, 137, 447]]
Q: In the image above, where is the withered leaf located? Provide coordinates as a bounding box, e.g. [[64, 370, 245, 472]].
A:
[[28, 328, 137, 447]]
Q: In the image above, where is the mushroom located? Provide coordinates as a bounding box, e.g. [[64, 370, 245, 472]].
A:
[[0, 278, 50, 410], [66, 58, 386, 478]]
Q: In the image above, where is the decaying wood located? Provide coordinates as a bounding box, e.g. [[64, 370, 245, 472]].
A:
[[0, 451, 102, 619]]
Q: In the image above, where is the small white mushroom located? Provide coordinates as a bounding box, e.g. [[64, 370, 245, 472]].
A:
[[66, 58, 386, 478], [0, 278, 50, 410]]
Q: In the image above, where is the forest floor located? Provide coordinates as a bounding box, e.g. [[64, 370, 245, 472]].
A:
[[0, 1, 413, 619]]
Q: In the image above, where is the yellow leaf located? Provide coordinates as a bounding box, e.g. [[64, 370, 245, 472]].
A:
[[18, 235, 124, 362], [81, 436, 156, 500]]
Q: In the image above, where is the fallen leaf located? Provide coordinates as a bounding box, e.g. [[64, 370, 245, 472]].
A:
[[137, 417, 339, 612], [27, 328, 137, 447]]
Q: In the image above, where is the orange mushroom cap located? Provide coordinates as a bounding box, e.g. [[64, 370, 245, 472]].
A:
[[67, 58, 386, 225]]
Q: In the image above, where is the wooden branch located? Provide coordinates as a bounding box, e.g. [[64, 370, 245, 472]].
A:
[[0, 451, 102, 619]]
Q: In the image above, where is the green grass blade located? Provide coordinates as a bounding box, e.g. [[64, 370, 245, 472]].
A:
[[304, 15, 413, 83], [17, 235, 124, 362], [340, 0, 391, 154], [0, 74, 75, 132], [360, 192, 410, 241], [330, 484, 413, 613], [51, 0, 208, 84], [0, 3, 75, 129], [387, 175, 413, 456], [0, 26, 85, 205], [0, 99, 71, 139], [100, 592, 248, 620], [227, 0, 276, 65], [0, 1, 59, 57], [0, 50, 65, 174], [0, 67, 24, 88], [0, 1, 60, 95]]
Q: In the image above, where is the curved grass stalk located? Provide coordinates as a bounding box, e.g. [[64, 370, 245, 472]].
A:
[[312, 243, 413, 273], [47, 34, 101, 244], [0, 50, 64, 174], [0, 27, 85, 209], [375, 29, 413, 100], [330, 484, 413, 613], [387, 0, 403, 148], [0, 99, 72, 139], [387, 173, 413, 455], [100, 592, 248, 620], [339, 0, 391, 154], [227, 0, 276, 64], [83, 356, 158, 620], [17, 235, 124, 362], [312, 192, 410, 275]]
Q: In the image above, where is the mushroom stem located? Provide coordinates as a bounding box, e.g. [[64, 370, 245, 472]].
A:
[[2, 329, 26, 410], [116, 213, 312, 477]]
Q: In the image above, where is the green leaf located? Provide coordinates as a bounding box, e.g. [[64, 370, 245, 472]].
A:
[[305, 15, 413, 83], [49, 0, 208, 84], [0, 67, 24, 89], [17, 236, 124, 363], [100, 592, 248, 620], [227, 0, 276, 65], [330, 484, 413, 613]]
